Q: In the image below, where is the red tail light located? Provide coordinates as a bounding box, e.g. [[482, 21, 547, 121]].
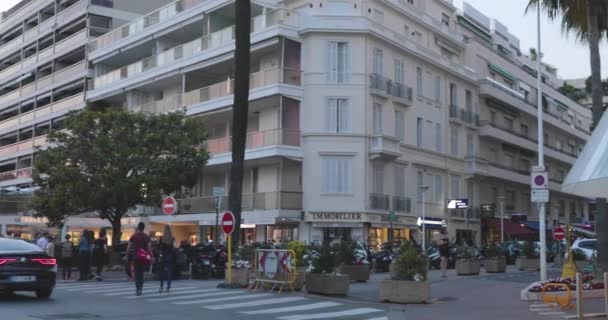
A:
[[31, 258, 57, 265], [0, 258, 16, 265]]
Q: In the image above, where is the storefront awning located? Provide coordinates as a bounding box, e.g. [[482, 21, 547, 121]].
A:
[[485, 218, 535, 236], [488, 64, 518, 82], [520, 221, 551, 231]]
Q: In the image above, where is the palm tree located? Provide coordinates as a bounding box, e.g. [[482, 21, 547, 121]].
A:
[[228, 0, 251, 245]]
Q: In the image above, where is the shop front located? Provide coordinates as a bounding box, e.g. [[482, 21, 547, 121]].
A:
[[0, 216, 60, 240]]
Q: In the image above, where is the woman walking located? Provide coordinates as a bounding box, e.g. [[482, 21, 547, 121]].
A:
[[78, 230, 93, 281], [159, 225, 175, 293], [93, 229, 108, 281]]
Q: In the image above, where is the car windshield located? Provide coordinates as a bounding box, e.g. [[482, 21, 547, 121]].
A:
[[0, 238, 44, 253]]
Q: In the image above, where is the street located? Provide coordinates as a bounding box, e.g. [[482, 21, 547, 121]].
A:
[[1, 267, 598, 320]]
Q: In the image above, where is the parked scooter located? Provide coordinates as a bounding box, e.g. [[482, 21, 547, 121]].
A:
[[191, 243, 227, 279]]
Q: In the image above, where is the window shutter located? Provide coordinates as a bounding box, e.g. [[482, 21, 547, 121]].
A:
[[325, 99, 338, 132], [343, 43, 351, 83], [339, 99, 352, 133], [327, 42, 338, 82]]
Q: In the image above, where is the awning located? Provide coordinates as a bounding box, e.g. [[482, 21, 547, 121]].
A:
[[521, 221, 551, 231], [485, 218, 535, 236], [488, 64, 518, 82], [569, 226, 596, 238]]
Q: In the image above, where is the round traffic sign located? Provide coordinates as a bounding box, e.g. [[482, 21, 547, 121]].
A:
[[534, 175, 546, 186], [161, 197, 178, 215], [553, 227, 566, 240], [221, 211, 236, 235]]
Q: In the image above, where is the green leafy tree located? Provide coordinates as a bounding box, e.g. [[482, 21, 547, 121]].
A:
[[32, 109, 209, 247], [559, 81, 589, 102]]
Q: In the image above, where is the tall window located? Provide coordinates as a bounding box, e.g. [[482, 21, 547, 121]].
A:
[[373, 48, 383, 75], [520, 124, 529, 137], [466, 133, 474, 156], [322, 157, 353, 193], [449, 83, 457, 106], [394, 59, 405, 83], [416, 67, 423, 96], [504, 117, 513, 131], [373, 104, 383, 135], [465, 89, 473, 112], [450, 126, 459, 156], [395, 109, 405, 141], [325, 98, 351, 133], [417, 171, 423, 200], [394, 166, 405, 196], [435, 75, 441, 103], [372, 162, 384, 194], [327, 42, 350, 83], [417, 117, 423, 147], [450, 175, 460, 198], [435, 174, 443, 202], [435, 123, 442, 152]]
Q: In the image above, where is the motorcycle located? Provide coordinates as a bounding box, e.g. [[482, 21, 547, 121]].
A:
[[372, 248, 395, 272], [191, 244, 227, 279]]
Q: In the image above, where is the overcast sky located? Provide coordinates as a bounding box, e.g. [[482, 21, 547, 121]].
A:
[[1, 0, 606, 80]]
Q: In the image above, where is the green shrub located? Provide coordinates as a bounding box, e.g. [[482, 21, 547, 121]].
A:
[[392, 242, 427, 281], [484, 243, 505, 259], [287, 240, 306, 267], [522, 241, 538, 258], [571, 248, 587, 261], [237, 245, 255, 262], [335, 241, 356, 266], [311, 244, 336, 274], [455, 245, 475, 260]]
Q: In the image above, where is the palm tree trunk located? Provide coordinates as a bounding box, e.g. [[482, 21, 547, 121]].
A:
[[228, 0, 251, 246], [586, 1, 608, 271]]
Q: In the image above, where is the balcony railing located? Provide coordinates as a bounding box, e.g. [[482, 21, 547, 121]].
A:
[[369, 74, 413, 103], [0, 167, 32, 182], [0, 135, 47, 157], [0, 93, 84, 131], [392, 196, 412, 212], [179, 191, 302, 213], [449, 104, 478, 126], [90, 9, 297, 89], [203, 129, 300, 155], [132, 67, 301, 114], [392, 81, 413, 102], [370, 193, 390, 210]]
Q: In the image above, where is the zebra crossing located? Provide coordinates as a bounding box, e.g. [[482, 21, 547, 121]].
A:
[[54, 281, 389, 320]]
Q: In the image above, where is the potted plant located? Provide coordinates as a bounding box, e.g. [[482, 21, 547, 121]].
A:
[[305, 244, 349, 296], [455, 244, 480, 275], [227, 245, 253, 287], [517, 241, 540, 271], [287, 240, 307, 290], [571, 248, 588, 272], [336, 241, 370, 282], [380, 241, 429, 303], [484, 243, 506, 273]]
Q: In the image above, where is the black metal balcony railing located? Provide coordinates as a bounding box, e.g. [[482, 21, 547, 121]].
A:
[[450, 104, 479, 126], [392, 81, 413, 102], [370, 73, 390, 93], [179, 192, 302, 213], [369, 194, 412, 212], [370, 74, 413, 103], [392, 196, 412, 212], [369, 193, 390, 210]]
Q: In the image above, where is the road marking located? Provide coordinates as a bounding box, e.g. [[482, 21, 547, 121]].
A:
[[205, 297, 307, 310], [62, 283, 132, 290], [277, 308, 384, 320], [147, 290, 232, 302], [126, 288, 218, 299], [240, 302, 342, 315], [103, 286, 196, 296], [85, 286, 158, 294], [530, 303, 556, 308], [365, 317, 389, 320], [175, 293, 273, 305], [538, 311, 566, 316]]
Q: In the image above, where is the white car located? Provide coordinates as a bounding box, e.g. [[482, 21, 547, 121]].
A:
[[565, 239, 596, 260]]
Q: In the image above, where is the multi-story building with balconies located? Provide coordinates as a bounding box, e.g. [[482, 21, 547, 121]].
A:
[[0, 0, 594, 246]]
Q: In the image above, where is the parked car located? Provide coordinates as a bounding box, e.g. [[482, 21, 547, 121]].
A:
[[0, 237, 56, 299], [565, 239, 596, 260]]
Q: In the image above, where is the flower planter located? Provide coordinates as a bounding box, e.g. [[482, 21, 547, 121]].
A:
[[456, 259, 480, 275], [226, 268, 250, 287], [485, 257, 507, 273], [306, 273, 349, 296], [379, 280, 430, 304], [293, 267, 307, 290], [338, 264, 370, 282], [517, 257, 540, 271]]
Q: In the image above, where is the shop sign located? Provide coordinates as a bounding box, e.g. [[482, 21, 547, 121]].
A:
[[18, 217, 49, 224], [307, 212, 363, 221]]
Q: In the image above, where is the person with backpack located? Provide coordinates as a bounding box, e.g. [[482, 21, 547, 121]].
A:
[[93, 229, 108, 281], [127, 222, 153, 296], [158, 225, 176, 293], [61, 234, 75, 280]]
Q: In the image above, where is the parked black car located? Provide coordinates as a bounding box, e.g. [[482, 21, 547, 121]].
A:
[[0, 237, 56, 299]]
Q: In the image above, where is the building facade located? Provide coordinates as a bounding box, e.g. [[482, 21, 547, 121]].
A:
[[0, 0, 594, 247]]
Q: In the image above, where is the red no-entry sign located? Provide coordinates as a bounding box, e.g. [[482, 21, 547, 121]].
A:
[[162, 197, 178, 215], [553, 227, 566, 241], [221, 211, 236, 235]]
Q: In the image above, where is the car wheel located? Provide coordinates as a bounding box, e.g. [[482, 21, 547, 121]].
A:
[[36, 288, 53, 299]]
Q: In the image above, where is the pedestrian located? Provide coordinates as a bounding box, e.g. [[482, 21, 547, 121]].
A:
[[127, 222, 153, 296], [93, 229, 108, 281], [78, 230, 93, 281], [439, 238, 450, 278], [46, 235, 55, 257], [36, 231, 50, 250], [159, 225, 175, 293], [61, 234, 75, 280]]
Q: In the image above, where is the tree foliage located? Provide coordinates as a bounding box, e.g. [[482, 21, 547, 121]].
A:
[[559, 81, 589, 102], [32, 109, 209, 246]]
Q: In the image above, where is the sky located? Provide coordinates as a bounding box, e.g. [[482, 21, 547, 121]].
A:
[[0, 0, 605, 80]]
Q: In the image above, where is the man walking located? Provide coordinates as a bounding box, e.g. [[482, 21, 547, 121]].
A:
[[439, 238, 450, 278], [127, 222, 153, 296], [36, 231, 50, 250], [61, 235, 75, 280]]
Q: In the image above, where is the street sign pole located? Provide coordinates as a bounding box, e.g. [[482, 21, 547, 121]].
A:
[[215, 197, 220, 244], [221, 211, 235, 285], [227, 232, 232, 285], [535, 1, 547, 283]]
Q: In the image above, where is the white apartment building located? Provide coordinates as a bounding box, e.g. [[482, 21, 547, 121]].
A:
[[0, 0, 594, 246]]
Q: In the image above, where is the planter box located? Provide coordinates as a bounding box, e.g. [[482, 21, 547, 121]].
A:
[[379, 280, 430, 304], [521, 281, 606, 301], [517, 257, 540, 271], [306, 273, 349, 296], [456, 259, 480, 275], [485, 257, 506, 273], [226, 268, 250, 287], [338, 264, 370, 282], [293, 267, 307, 291]]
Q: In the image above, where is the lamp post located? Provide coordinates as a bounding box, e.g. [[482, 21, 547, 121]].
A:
[[498, 196, 505, 243], [419, 186, 430, 252], [535, 2, 547, 282]]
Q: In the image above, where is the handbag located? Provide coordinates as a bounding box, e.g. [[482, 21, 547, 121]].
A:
[[136, 248, 152, 265]]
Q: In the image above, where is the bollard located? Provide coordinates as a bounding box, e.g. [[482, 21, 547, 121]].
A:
[[576, 272, 584, 320], [604, 272, 608, 317]]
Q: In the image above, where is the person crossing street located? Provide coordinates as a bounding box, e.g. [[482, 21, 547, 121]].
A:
[[127, 222, 153, 296]]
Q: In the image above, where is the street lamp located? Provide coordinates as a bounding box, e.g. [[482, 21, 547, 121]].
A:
[[498, 196, 505, 243], [418, 186, 430, 252]]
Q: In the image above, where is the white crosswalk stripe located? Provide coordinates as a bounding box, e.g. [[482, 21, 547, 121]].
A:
[[146, 290, 232, 302], [365, 317, 389, 320], [277, 308, 384, 320], [62, 283, 132, 291], [126, 288, 218, 299], [173, 293, 273, 305], [240, 302, 342, 315], [205, 297, 306, 310], [103, 286, 196, 296]]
